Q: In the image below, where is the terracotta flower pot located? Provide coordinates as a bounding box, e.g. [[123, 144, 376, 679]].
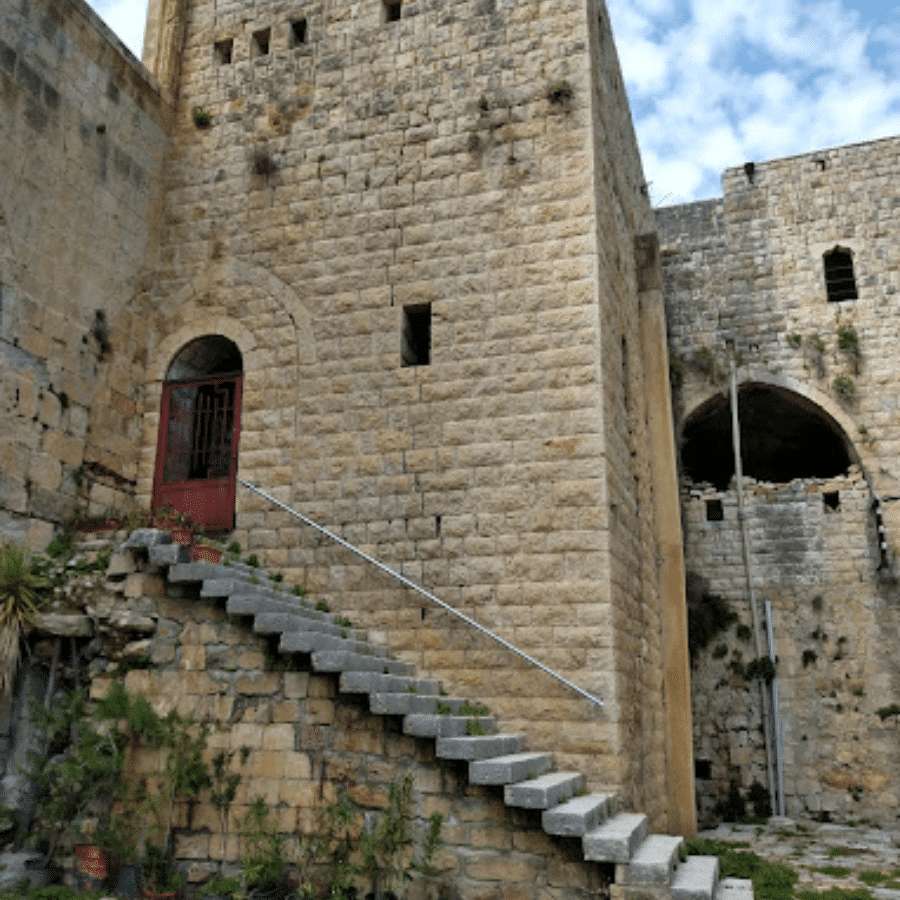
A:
[[74, 844, 108, 891]]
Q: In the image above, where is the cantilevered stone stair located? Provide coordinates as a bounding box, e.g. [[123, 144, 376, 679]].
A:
[[125, 529, 753, 900]]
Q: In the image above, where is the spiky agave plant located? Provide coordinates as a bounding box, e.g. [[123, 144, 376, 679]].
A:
[[0, 544, 48, 698]]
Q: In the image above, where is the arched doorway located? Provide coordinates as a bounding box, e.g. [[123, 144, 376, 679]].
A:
[[151, 336, 243, 531]]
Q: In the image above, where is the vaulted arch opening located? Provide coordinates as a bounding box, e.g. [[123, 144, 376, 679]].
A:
[[681, 383, 853, 490]]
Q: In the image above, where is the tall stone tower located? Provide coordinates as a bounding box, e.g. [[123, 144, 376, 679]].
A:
[[137, 0, 693, 833]]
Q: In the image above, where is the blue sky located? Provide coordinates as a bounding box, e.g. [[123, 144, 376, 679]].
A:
[[87, 0, 900, 206]]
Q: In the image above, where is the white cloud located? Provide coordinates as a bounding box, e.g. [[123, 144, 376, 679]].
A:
[[609, 0, 900, 204], [87, 0, 145, 58]]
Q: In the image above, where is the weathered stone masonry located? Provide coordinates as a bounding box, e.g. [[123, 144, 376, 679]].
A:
[[0, 0, 170, 548], [658, 136, 900, 824], [1, 0, 694, 838]]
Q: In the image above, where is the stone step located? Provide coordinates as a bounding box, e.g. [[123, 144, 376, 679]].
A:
[[149, 543, 182, 567], [435, 734, 524, 761], [672, 856, 719, 900], [542, 791, 616, 837], [626, 834, 685, 884], [403, 714, 495, 738], [276, 629, 384, 656], [310, 650, 412, 676], [168, 562, 232, 582], [504, 771, 584, 809], [715, 879, 753, 900], [202, 577, 287, 600], [583, 812, 649, 864], [254, 609, 359, 634], [338, 671, 442, 696], [255, 614, 388, 656], [370, 693, 471, 716], [225, 595, 356, 639], [470, 751, 553, 785], [124, 528, 173, 549]]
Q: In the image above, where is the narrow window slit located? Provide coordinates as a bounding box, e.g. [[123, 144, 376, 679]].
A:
[[823, 491, 840, 511], [214, 38, 233, 64], [290, 19, 308, 46], [384, 0, 402, 22], [706, 499, 724, 522], [401, 303, 431, 367], [251, 27, 271, 57]]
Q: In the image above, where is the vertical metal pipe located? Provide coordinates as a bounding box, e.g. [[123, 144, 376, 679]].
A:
[[728, 354, 777, 817], [765, 598, 786, 815]]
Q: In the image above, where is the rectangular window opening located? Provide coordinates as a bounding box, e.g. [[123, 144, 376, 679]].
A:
[[214, 38, 233, 65], [694, 759, 712, 780], [824, 248, 858, 302], [290, 18, 308, 46], [823, 491, 840, 511], [384, 0, 402, 22], [251, 27, 271, 58], [705, 499, 724, 522], [401, 303, 431, 367]]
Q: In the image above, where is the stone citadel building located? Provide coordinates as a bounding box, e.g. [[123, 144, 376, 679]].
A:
[[1, 0, 898, 848]]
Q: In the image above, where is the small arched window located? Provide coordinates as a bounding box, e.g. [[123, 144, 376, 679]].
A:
[[823, 246, 858, 302]]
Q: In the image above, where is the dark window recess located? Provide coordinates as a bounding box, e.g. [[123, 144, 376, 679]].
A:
[[823, 491, 840, 510], [681, 384, 852, 490], [290, 19, 308, 46], [705, 499, 724, 522], [251, 27, 271, 57], [824, 247, 858, 302], [401, 303, 431, 367], [384, 1, 402, 22], [694, 759, 712, 780], [214, 38, 233, 64]]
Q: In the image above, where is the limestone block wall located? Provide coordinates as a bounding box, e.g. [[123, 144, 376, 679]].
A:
[[682, 472, 900, 824], [88, 581, 606, 900], [0, 0, 170, 547], [128, 0, 689, 827]]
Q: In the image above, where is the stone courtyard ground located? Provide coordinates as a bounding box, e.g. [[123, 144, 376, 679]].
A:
[[696, 818, 900, 899]]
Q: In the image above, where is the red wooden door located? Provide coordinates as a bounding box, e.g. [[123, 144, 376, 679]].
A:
[[152, 375, 243, 531]]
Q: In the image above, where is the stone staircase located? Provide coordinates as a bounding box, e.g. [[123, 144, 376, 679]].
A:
[[125, 529, 753, 900]]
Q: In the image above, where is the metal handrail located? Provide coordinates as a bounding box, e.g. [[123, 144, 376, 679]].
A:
[[237, 478, 603, 708]]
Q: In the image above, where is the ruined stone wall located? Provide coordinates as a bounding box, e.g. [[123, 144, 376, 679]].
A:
[[131, 0, 689, 826], [656, 136, 900, 823], [0, 0, 170, 548], [658, 136, 900, 505], [682, 472, 900, 824]]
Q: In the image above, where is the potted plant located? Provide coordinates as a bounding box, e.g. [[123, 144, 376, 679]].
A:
[[25, 689, 127, 884], [241, 797, 289, 900]]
